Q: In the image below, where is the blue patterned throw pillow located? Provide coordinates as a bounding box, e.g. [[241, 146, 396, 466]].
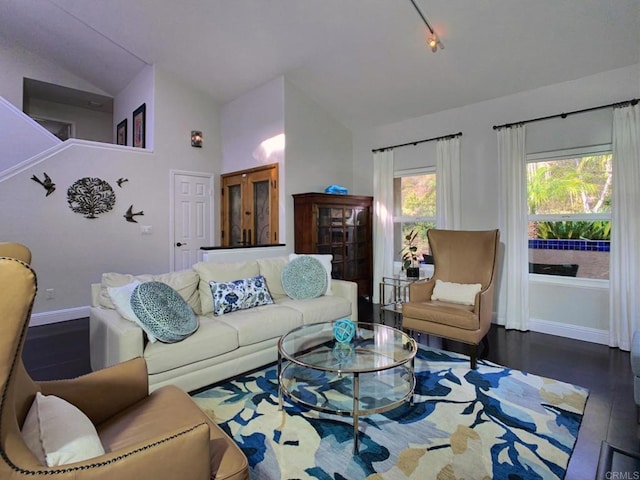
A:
[[281, 255, 328, 300], [210, 274, 274, 316], [130, 281, 198, 343]]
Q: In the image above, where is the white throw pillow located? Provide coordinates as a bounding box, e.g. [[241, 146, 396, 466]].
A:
[[288, 254, 333, 295], [431, 279, 482, 306], [107, 280, 158, 342], [21, 392, 105, 467]]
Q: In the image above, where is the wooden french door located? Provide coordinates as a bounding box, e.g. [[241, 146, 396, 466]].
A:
[[220, 163, 279, 246]]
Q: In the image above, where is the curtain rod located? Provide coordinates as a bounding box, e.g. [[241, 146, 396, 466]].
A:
[[372, 131, 462, 153], [492, 98, 638, 130]]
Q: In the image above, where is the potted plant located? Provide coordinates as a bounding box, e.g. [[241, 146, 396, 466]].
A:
[[400, 229, 420, 279]]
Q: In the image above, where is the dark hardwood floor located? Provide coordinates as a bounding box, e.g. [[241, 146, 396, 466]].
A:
[[22, 301, 639, 479]]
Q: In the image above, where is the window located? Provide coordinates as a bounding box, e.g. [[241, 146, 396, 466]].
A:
[[527, 146, 611, 279], [393, 169, 436, 264]]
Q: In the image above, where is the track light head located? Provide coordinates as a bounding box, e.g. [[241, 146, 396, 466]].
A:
[[409, 0, 444, 53], [428, 34, 438, 52]]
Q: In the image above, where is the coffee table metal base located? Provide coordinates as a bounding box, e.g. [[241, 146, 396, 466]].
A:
[[277, 352, 415, 455]]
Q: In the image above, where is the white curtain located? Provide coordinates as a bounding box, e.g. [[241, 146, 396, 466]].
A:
[[436, 136, 461, 229], [609, 104, 640, 350], [497, 125, 529, 330], [372, 150, 394, 304]]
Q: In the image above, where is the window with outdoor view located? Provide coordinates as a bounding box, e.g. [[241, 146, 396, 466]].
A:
[[393, 169, 436, 267], [527, 147, 612, 279]]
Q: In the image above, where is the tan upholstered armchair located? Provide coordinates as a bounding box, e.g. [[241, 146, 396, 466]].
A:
[[402, 229, 500, 369], [0, 245, 248, 479]]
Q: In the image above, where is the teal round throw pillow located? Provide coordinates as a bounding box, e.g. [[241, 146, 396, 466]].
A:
[[281, 255, 328, 300], [130, 281, 198, 343]]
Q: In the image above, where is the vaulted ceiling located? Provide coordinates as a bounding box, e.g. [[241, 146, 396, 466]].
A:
[[1, 0, 639, 129]]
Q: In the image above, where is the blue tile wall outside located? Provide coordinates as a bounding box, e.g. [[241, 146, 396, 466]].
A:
[[528, 239, 610, 252]]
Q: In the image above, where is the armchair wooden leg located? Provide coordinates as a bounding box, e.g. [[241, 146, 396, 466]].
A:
[[470, 344, 478, 369], [481, 335, 490, 359]]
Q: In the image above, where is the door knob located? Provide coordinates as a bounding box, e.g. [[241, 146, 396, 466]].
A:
[[176, 242, 187, 247]]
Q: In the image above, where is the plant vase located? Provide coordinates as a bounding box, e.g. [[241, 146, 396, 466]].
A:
[[406, 266, 420, 279]]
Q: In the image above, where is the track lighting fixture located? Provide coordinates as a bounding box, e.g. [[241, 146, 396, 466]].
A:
[[409, 0, 444, 53]]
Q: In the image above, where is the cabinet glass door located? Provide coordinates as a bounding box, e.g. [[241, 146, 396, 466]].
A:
[[313, 205, 371, 284]]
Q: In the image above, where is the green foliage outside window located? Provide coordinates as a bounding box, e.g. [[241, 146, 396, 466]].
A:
[[527, 155, 611, 216], [401, 175, 436, 217], [396, 172, 436, 259], [528, 154, 612, 240], [535, 220, 611, 240]]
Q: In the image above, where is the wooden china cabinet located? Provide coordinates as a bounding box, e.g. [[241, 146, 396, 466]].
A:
[[292, 193, 373, 298]]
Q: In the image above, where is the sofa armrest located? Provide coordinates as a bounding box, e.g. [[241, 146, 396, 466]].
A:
[[331, 279, 358, 323], [90, 306, 144, 372], [91, 282, 101, 307], [38, 357, 149, 425]]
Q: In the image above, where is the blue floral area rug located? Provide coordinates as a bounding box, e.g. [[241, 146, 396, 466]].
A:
[[192, 347, 588, 479]]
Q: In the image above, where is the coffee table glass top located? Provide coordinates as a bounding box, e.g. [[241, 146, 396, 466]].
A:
[[278, 322, 416, 373], [278, 322, 417, 453]]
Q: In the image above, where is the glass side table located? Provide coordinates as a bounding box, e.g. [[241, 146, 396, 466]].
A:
[[379, 275, 428, 325]]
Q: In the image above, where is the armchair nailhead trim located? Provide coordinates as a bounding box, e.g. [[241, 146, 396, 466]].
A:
[[2, 422, 208, 475]]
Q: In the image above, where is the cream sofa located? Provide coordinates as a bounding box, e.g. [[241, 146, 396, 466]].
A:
[[89, 256, 357, 393]]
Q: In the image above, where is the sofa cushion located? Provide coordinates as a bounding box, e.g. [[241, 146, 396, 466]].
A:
[[210, 274, 274, 316], [193, 260, 260, 315], [99, 269, 201, 314], [277, 295, 352, 326], [402, 300, 477, 329], [144, 316, 240, 375], [21, 392, 105, 467], [217, 304, 303, 346], [289, 253, 333, 295], [256, 256, 289, 299], [282, 255, 327, 299], [131, 282, 199, 343]]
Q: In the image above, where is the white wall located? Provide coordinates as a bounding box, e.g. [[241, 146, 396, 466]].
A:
[[114, 65, 155, 149], [0, 65, 221, 324], [219, 76, 354, 250], [0, 35, 110, 110], [0, 97, 60, 172], [221, 77, 285, 244], [284, 79, 354, 249], [221, 77, 285, 173], [27, 98, 112, 143], [353, 64, 640, 341]]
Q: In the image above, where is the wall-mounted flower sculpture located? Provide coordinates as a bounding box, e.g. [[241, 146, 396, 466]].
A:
[[67, 177, 116, 219]]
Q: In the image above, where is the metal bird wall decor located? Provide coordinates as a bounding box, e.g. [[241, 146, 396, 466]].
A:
[[124, 205, 144, 223], [116, 177, 129, 188], [31, 172, 56, 196], [67, 177, 116, 219]]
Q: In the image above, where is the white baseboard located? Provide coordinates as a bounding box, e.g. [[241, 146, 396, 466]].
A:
[[527, 317, 609, 345], [29, 306, 90, 327]]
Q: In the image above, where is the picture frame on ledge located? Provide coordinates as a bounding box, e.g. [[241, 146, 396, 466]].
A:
[[116, 119, 127, 146], [132, 103, 146, 148]]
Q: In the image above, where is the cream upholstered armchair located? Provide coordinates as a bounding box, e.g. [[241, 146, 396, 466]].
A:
[[401, 229, 500, 369], [0, 244, 248, 479]]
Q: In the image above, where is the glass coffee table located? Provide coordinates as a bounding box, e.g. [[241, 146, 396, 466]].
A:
[[277, 321, 417, 454]]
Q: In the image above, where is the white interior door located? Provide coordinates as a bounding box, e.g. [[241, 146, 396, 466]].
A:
[[171, 171, 213, 271]]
